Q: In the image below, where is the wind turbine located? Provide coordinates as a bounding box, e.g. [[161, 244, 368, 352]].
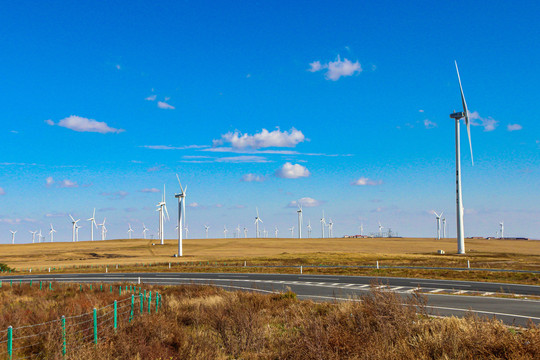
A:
[[158, 184, 170, 246], [38, 229, 43, 243], [328, 219, 334, 238], [29, 230, 37, 243], [174, 175, 186, 256], [274, 226, 279, 238], [223, 226, 228, 238], [236, 225, 241, 238], [432, 211, 443, 240], [98, 218, 106, 241], [297, 204, 303, 238], [307, 220, 312, 238], [10, 230, 17, 244], [378, 221, 384, 237], [243, 227, 247, 238], [128, 224, 134, 239], [142, 224, 149, 239], [359, 222, 364, 236], [75, 224, 81, 242], [184, 225, 189, 239], [263, 228, 268, 238], [320, 211, 326, 238], [499, 221, 504, 239], [204, 225, 210, 239], [449, 61, 474, 254], [289, 226, 294, 237], [442, 218, 446, 238], [69, 215, 80, 242], [49, 224, 56, 242], [254, 208, 263, 238], [87, 208, 97, 241]]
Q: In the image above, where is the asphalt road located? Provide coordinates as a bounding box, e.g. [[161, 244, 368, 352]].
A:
[[3, 272, 539, 327]]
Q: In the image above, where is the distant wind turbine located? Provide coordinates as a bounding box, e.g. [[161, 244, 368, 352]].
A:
[[98, 218, 106, 241], [87, 208, 98, 241], [297, 204, 303, 238], [10, 230, 17, 244], [223, 226, 228, 238], [378, 221, 384, 237], [29, 230, 37, 244], [289, 226, 294, 237], [307, 220, 312, 238], [499, 221, 504, 239], [320, 211, 326, 238], [158, 184, 170, 246], [128, 224, 134, 239], [49, 224, 56, 242], [254, 208, 263, 238], [69, 215, 80, 242], [274, 226, 279, 238], [142, 224, 149, 239], [204, 225, 210, 239], [174, 175, 187, 256], [432, 211, 443, 240]]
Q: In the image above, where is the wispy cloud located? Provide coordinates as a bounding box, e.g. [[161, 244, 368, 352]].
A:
[[46, 176, 54, 187], [142, 145, 209, 150], [352, 177, 383, 186], [241, 173, 265, 182], [139, 188, 160, 193], [308, 55, 362, 81], [147, 165, 163, 172], [275, 162, 310, 179], [216, 156, 270, 163], [507, 123, 523, 131], [45, 212, 68, 218], [423, 119, 437, 129], [213, 128, 305, 150], [100, 191, 128, 200], [0, 187, 4, 195], [287, 197, 321, 208], [157, 101, 175, 110], [46, 115, 124, 134], [145, 95, 157, 101], [59, 179, 78, 188], [0, 217, 37, 224], [469, 111, 498, 132]]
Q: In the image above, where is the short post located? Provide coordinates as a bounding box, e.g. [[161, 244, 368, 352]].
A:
[[116, 264, 118, 269], [93, 308, 97, 344], [244, 261, 247, 267], [376, 261, 379, 269], [100, 284, 103, 291], [138, 277, 141, 285], [114, 300, 118, 330], [40, 281, 42, 290], [300, 266, 303, 274], [10, 280, 12, 287], [140, 293, 143, 315], [49, 282, 53, 290], [29, 268, 32, 273], [80, 284, 82, 291], [119, 286, 122, 296], [110, 285, 112, 293], [30, 280, 32, 287], [129, 294, 134, 323], [155, 291, 159, 313], [7, 326, 12, 360], [90, 284, 92, 291], [0, 280, 2, 287], [106, 267, 108, 273], [61, 315, 66, 357], [148, 291, 152, 314], [467, 260, 470, 269], [48, 267, 51, 272], [168, 262, 171, 269]]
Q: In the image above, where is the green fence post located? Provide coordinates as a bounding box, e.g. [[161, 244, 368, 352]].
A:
[[49, 282, 52, 290], [119, 286, 122, 296], [148, 291, 152, 314], [110, 285, 112, 293], [7, 326, 12, 360], [129, 294, 134, 323], [30, 280, 32, 287], [19, 280, 22, 286], [93, 308, 98, 345], [139, 293, 143, 315], [80, 284, 82, 291], [10, 280, 12, 287], [155, 291, 159, 313], [40, 281, 42, 290], [61, 315, 66, 357], [100, 284, 103, 291], [0, 280, 2, 287], [114, 300, 117, 331], [90, 284, 92, 291]]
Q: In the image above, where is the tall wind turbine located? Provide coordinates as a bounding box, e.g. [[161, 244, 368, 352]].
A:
[[254, 208, 263, 238], [142, 224, 149, 239], [29, 230, 37, 243], [49, 224, 56, 242], [87, 208, 97, 241], [328, 219, 334, 238], [297, 204, 303, 238], [236, 225, 241, 238], [442, 218, 446, 238], [450, 61, 474, 254], [499, 221, 504, 239], [243, 227, 247, 238], [38, 229, 43, 243], [127, 224, 134, 239], [274, 226, 278, 238], [158, 184, 170, 246], [223, 226, 228, 238], [359, 222, 364, 236], [174, 175, 186, 256], [378, 221, 384, 237], [10, 230, 17, 244], [320, 211, 326, 238], [98, 218, 106, 241], [69, 215, 80, 242], [432, 211, 443, 240], [204, 225, 210, 239], [184, 225, 189, 240], [307, 220, 312, 238], [75, 224, 81, 242]]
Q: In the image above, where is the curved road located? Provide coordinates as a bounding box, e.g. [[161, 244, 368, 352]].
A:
[[3, 272, 539, 327]]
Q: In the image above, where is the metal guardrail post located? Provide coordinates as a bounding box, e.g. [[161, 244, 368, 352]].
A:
[[148, 291, 152, 314], [7, 326, 12, 360], [139, 293, 143, 315], [93, 308, 97, 345], [61, 315, 66, 357], [114, 300, 118, 330], [129, 294, 134, 323]]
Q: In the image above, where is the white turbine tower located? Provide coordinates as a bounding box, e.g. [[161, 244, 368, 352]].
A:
[[223, 226, 228, 238], [10, 230, 17, 244], [320, 211, 326, 238], [236, 225, 241, 238], [174, 175, 186, 256], [254, 208, 263, 238], [378, 221, 384, 237], [450, 61, 474, 254], [87, 208, 98, 241], [38, 229, 43, 243], [128, 224, 134, 239], [75, 224, 81, 242], [158, 184, 170, 246], [289, 226, 294, 237], [499, 221, 504, 239], [69, 215, 80, 242], [49, 224, 56, 242], [274, 226, 278, 238], [359, 222, 364, 236], [98, 218, 106, 241], [307, 220, 312, 238], [328, 219, 334, 238], [30, 230, 37, 243], [297, 204, 303, 238], [442, 218, 446, 238], [184, 225, 189, 240], [142, 224, 149, 239], [432, 211, 443, 240], [204, 225, 210, 239], [243, 227, 248, 238]]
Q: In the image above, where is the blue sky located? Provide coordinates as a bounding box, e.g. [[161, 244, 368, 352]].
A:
[[1, 1, 539, 243]]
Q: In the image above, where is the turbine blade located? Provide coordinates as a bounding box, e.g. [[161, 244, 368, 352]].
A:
[[466, 116, 474, 166], [69, 214, 75, 222], [456, 61, 474, 166]]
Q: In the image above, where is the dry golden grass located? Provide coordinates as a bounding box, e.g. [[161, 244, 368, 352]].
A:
[[1, 237, 539, 271]]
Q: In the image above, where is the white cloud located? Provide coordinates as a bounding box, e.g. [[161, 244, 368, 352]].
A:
[[507, 124, 522, 131], [46, 115, 124, 134], [145, 95, 157, 101], [469, 111, 498, 132], [46, 176, 54, 187], [423, 119, 437, 129], [419, 109, 424, 113], [59, 179, 78, 188], [0, 187, 4, 195], [139, 188, 160, 193], [142, 145, 208, 150], [216, 156, 270, 163], [308, 55, 362, 81], [100, 191, 128, 200], [288, 197, 321, 208], [115, 64, 121, 70], [157, 101, 175, 110], [188, 202, 200, 208], [241, 173, 265, 182], [352, 177, 382, 186], [215, 128, 305, 149], [45, 212, 67, 218], [275, 162, 310, 179]]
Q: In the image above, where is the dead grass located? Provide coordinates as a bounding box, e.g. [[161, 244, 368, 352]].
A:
[[0, 282, 538, 359]]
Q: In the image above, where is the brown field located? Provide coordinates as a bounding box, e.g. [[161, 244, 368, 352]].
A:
[[1, 237, 539, 274]]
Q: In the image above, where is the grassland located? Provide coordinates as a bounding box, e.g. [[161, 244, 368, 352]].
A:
[[0, 282, 538, 359], [1, 237, 539, 284]]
